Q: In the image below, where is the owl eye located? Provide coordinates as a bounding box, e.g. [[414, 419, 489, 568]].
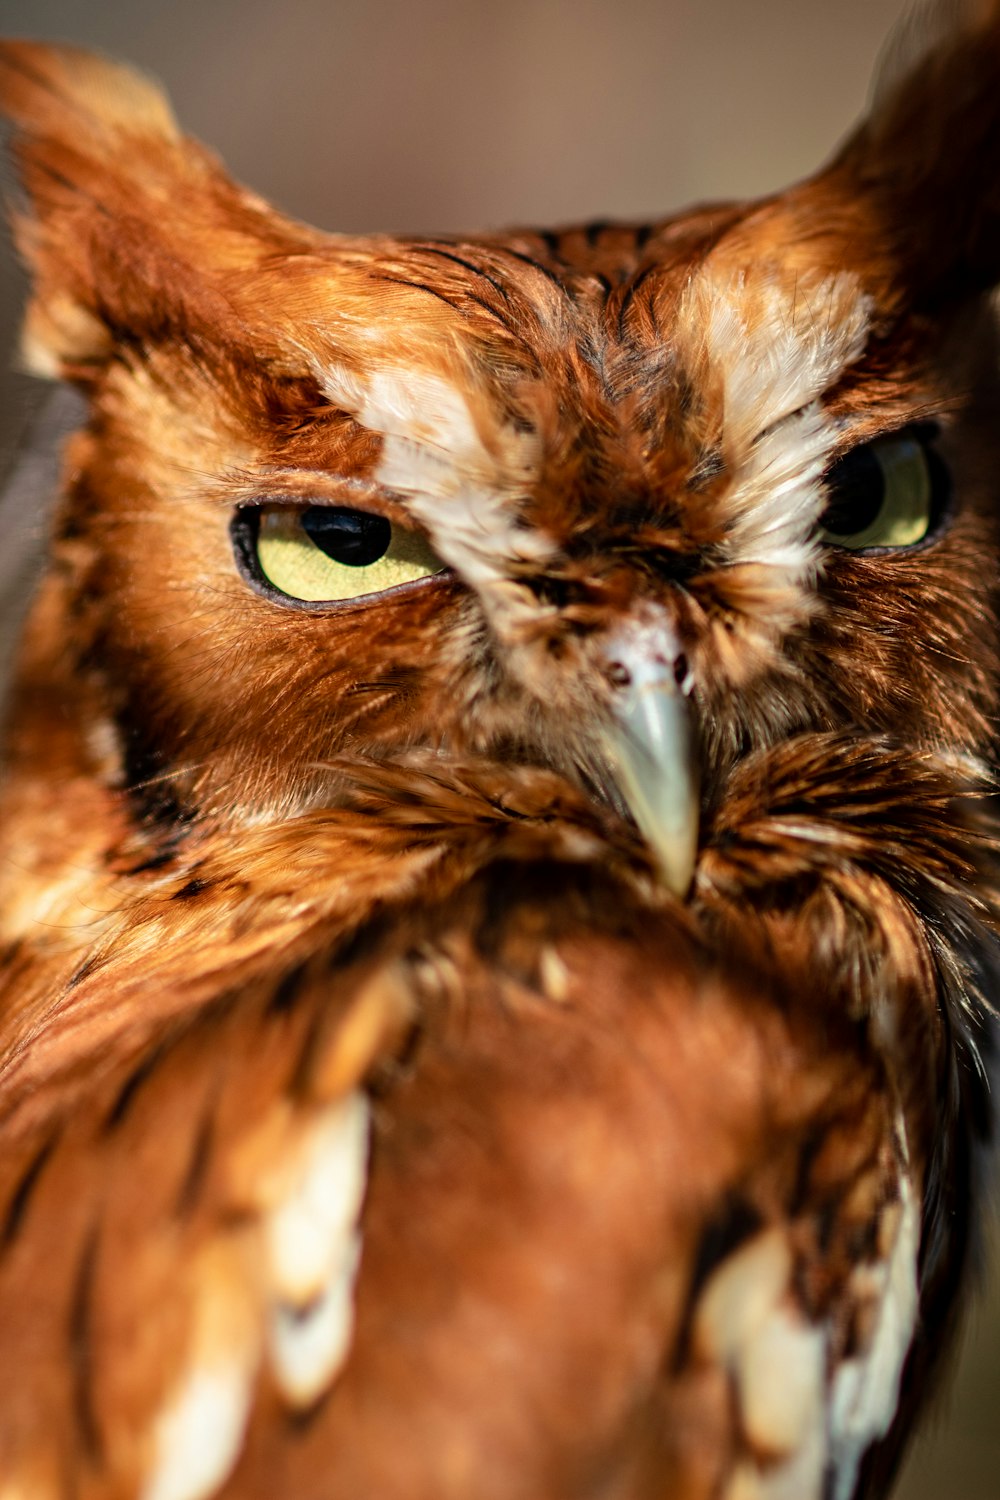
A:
[[233, 504, 446, 604], [819, 429, 949, 552]]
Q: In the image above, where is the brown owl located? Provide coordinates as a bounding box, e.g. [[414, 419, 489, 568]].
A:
[[0, 5, 998, 1498]]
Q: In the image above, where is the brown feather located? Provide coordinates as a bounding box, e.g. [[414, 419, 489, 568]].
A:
[[1, 11, 1000, 1499]]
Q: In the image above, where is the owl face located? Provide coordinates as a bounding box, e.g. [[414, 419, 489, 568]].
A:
[[34, 211, 999, 890], [4, 37, 1000, 897]]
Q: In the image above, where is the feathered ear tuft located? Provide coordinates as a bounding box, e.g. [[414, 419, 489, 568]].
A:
[[0, 41, 180, 146], [824, 0, 1000, 306], [0, 41, 314, 381]]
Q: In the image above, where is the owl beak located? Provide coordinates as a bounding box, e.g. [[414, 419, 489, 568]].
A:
[[600, 624, 698, 897]]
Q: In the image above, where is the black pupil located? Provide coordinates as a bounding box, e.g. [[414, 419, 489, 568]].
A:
[[301, 507, 391, 567], [820, 445, 885, 535]]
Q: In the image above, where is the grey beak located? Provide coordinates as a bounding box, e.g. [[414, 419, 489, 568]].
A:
[[600, 620, 698, 896]]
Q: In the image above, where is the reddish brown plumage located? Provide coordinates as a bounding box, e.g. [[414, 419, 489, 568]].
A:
[[0, 9, 999, 1499]]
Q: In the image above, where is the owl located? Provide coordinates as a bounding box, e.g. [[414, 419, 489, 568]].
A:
[[0, 4, 997, 1499]]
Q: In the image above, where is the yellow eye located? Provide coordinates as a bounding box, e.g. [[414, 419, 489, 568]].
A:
[[238, 505, 445, 603], [819, 430, 948, 551]]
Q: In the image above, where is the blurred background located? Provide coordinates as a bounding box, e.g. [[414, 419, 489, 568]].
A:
[[0, 2, 996, 1495]]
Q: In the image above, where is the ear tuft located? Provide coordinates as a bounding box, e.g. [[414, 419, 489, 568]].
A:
[[0, 42, 187, 378], [0, 41, 311, 382], [826, 0, 1000, 304], [0, 40, 179, 149]]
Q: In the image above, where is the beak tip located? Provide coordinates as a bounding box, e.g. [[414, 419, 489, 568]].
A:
[[653, 836, 698, 899]]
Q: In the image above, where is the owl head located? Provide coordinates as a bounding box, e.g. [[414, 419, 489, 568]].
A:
[[2, 13, 1000, 897]]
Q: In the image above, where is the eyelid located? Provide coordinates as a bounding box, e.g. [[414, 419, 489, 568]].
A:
[[824, 418, 943, 466], [229, 505, 452, 613], [227, 476, 416, 529]]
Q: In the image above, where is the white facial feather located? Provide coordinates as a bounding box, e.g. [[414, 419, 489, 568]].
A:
[[318, 361, 552, 593], [680, 267, 871, 599], [318, 270, 869, 659]]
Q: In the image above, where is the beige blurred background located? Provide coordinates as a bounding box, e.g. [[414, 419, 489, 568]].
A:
[[0, 2, 996, 1496]]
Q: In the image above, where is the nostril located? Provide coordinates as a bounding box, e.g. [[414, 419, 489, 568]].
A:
[[606, 654, 691, 693]]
